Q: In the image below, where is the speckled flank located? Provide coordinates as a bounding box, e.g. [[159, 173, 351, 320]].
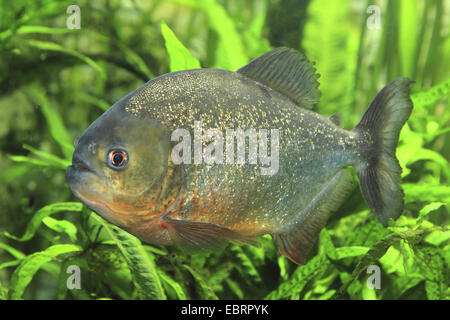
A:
[[119, 69, 367, 236]]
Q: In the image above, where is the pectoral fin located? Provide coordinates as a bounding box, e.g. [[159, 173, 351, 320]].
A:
[[161, 217, 257, 250], [272, 169, 353, 264]]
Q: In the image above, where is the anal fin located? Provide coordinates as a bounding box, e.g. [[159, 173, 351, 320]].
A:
[[272, 169, 353, 264]]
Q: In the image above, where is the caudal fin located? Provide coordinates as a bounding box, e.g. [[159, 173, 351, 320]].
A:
[[354, 77, 414, 226]]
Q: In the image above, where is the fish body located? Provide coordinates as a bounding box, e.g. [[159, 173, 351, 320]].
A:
[[66, 48, 413, 264]]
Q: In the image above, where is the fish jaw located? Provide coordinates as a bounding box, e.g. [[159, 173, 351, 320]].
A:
[[66, 159, 127, 227]]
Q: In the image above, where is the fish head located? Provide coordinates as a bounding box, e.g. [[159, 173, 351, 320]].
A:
[[66, 107, 171, 227]]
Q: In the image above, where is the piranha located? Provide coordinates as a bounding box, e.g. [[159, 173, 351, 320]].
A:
[[66, 47, 413, 264]]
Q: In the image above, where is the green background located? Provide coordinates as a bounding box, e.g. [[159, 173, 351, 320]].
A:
[[0, 0, 449, 300]]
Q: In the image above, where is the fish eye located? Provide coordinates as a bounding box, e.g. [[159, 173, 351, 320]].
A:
[[107, 149, 129, 169]]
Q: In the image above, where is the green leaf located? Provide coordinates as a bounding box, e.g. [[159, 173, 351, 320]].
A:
[[319, 228, 337, 260], [277, 256, 289, 281], [2, 202, 83, 242], [302, 0, 358, 124], [411, 78, 450, 109], [7, 154, 65, 169], [265, 254, 331, 299], [9, 244, 82, 300], [171, 0, 247, 70], [183, 264, 219, 300], [0, 260, 21, 270], [225, 278, 244, 299], [83, 29, 154, 79], [23, 144, 70, 168], [414, 246, 448, 299], [402, 147, 450, 180], [403, 183, 450, 203], [81, 94, 111, 111], [158, 270, 187, 300], [42, 216, 78, 242], [0, 280, 6, 300], [15, 25, 74, 36], [231, 245, 262, 284], [22, 39, 106, 80], [92, 214, 166, 300], [335, 246, 370, 260], [28, 86, 75, 159], [334, 233, 402, 298], [399, 0, 419, 78], [0, 243, 26, 260], [416, 202, 446, 227], [7, 144, 71, 170], [161, 20, 201, 72], [344, 218, 389, 247]]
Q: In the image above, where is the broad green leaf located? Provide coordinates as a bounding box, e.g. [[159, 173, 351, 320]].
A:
[[9, 244, 82, 300], [361, 281, 378, 300], [335, 246, 370, 260], [411, 78, 450, 109], [403, 183, 450, 203], [414, 247, 447, 299], [2, 202, 83, 242], [425, 229, 450, 247], [225, 278, 244, 300], [207, 262, 233, 293], [416, 202, 446, 227], [42, 216, 78, 242], [334, 233, 403, 298], [390, 276, 424, 299], [231, 245, 262, 284], [277, 256, 289, 281], [317, 290, 336, 300], [183, 264, 218, 300], [161, 20, 201, 72], [265, 254, 330, 300], [319, 228, 337, 260], [403, 148, 450, 180], [92, 214, 166, 300], [158, 270, 187, 300], [343, 218, 388, 247], [144, 245, 169, 256]]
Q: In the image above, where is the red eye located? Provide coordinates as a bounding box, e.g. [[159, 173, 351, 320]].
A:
[[108, 149, 128, 168]]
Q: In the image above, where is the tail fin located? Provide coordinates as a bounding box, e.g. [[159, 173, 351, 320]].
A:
[[353, 77, 414, 226]]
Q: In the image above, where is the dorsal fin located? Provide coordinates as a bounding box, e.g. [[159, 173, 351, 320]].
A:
[[237, 47, 321, 109]]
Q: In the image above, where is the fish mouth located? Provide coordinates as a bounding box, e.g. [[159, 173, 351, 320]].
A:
[[66, 154, 101, 195], [69, 155, 97, 175]]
